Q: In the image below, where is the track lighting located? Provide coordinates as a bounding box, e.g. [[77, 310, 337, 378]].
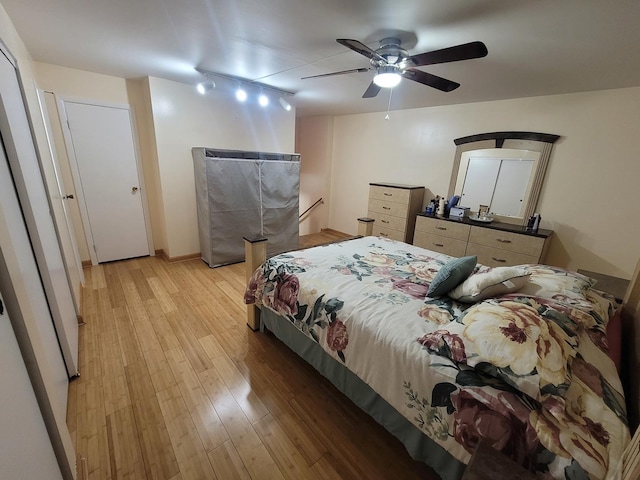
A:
[[235, 88, 247, 102], [278, 97, 292, 111], [373, 65, 402, 88], [194, 67, 294, 111], [196, 80, 216, 94]]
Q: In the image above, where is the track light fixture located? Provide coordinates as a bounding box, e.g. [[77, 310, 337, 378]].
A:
[[235, 87, 248, 102], [196, 80, 216, 94], [278, 97, 292, 111], [195, 67, 294, 111]]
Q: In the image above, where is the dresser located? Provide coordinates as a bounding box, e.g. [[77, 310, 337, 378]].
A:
[[367, 183, 425, 243], [413, 214, 553, 267]]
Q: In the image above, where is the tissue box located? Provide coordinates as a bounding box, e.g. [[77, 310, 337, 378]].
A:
[[449, 206, 470, 219]]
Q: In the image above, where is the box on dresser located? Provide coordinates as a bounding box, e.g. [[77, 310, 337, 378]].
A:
[[413, 213, 553, 267], [367, 183, 425, 243]]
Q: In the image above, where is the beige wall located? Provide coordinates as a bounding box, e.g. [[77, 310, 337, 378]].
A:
[[296, 116, 334, 235], [147, 76, 296, 258], [326, 88, 640, 279]]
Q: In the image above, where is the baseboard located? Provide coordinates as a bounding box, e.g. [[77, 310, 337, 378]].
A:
[[156, 249, 201, 263], [320, 228, 351, 237]]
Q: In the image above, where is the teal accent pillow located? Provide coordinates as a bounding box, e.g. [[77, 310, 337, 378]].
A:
[[427, 256, 477, 297]]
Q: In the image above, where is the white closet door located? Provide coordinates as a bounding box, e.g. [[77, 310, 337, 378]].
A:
[[0, 51, 78, 376], [0, 293, 64, 480], [63, 101, 150, 263], [36, 89, 84, 311]]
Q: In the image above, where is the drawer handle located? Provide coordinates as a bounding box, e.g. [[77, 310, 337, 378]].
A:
[[382, 206, 391, 210], [436, 226, 447, 230], [496, 238, 511, 244], [434, 243, 444, 247], [380, 232, 389, 237], [492, 257, 507, 263], [381, 219, 389, 224], [384, 193, 393, 197]]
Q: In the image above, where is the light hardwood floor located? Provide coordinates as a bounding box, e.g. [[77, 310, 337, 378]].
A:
[[69, 232, 439, 480]]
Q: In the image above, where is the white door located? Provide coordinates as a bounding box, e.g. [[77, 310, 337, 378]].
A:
[[0, 51, 78, 376], [0, 293, 64, 480], [36, 89, 84, 311], [63, 101, 150, 263]]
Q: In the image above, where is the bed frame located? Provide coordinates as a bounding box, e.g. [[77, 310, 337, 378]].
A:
[[243, 226, 640, 479]]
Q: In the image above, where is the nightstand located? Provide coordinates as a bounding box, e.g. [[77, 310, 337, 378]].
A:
[[577, 269, 630, 303]]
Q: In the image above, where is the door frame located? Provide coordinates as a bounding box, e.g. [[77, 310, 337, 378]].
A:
[[57, 96, 154, 265], [35, 88, 85, 310]]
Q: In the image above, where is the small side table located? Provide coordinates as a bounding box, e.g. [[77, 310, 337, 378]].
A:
[[577, 269, 630, 303], [461, 442, 537, 480]]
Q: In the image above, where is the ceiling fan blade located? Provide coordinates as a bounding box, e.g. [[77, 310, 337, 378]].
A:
[[362, 81, 381, 98], [337, 39, 386, 63], [301, 67, 369, 80], [402, 69, 460, 92], [409, 41, 488, 67]]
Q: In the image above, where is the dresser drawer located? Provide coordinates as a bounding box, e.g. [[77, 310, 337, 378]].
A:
[[368, 211, 407, 232], [415, 216, 470, 241], [465, 243, 539, 267], [372, 225, 405, 242], [469, 226, 545, 257], [369, 199, 409, 218], [369, 185, 411, 205], [414, 232, 468, 257]]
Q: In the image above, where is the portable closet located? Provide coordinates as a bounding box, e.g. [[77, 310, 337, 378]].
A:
[[192, 148, 300, 267]]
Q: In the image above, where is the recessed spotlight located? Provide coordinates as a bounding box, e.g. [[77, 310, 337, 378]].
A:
[[258, 94, 269, 107]]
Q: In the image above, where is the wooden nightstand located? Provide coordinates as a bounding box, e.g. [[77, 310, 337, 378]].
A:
[[577, 269, 630, 303], [461, 442, 537, 480]]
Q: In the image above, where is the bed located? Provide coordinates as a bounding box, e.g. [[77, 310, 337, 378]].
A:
[[243, 234, 638, 480]]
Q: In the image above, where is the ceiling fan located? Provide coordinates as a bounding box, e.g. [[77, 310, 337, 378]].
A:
[[302, 37, 488, 98]]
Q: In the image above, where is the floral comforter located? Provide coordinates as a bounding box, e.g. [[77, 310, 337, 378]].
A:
[[244, 236, 630, 479]]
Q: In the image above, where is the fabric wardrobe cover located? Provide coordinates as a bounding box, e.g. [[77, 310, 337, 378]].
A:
[[192, 148, 300, 267]]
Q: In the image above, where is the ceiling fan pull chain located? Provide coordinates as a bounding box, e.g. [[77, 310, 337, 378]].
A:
[[385, 88, 393, 120]]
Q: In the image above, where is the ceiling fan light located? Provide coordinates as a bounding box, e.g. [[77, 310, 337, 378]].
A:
[[373, 66, 402, 88]]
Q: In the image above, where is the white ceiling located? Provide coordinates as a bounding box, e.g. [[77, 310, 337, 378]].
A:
[[3, 0, 640, 117]]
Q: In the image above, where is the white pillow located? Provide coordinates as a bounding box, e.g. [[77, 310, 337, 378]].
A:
[[447, 267, 530, 303]]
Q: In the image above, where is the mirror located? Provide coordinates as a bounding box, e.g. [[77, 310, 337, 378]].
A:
[[447, 132, 560, 225]]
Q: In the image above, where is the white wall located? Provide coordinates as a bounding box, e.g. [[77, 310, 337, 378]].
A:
[[327, 88, 640, 278], [296, 116, 334, 235], [147, 76, 296, 258]]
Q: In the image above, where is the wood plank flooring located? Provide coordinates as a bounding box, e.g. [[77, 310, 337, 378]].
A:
[[69, 232, 440, 480]]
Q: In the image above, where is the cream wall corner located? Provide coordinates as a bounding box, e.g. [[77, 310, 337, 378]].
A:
[[146, 76, 296, 259], [296, 116, 334, 235], [326, 87, 640, 278]]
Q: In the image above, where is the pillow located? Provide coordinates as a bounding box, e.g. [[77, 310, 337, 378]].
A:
[[448, 267, 530, 303], [427, 256, 477, 297], [518, 264, 596, 303]]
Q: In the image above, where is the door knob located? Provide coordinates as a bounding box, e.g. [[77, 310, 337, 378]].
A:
[[132, 187, 139, 193], [63, 194, 74, 199]]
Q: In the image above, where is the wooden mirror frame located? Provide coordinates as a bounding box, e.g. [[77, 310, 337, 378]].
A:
[[447, 131, 560, 225]]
